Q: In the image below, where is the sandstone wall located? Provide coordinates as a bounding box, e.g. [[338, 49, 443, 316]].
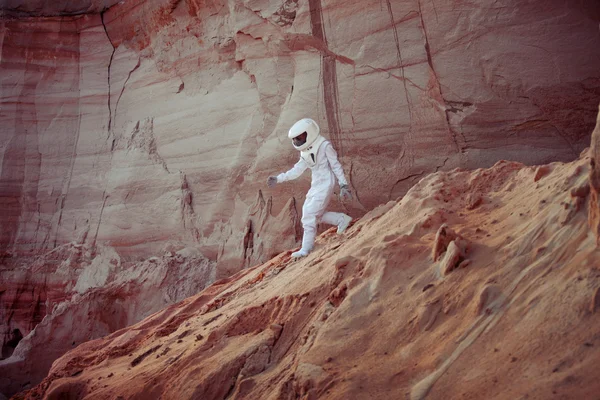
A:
[[1, 0, 599, 276]]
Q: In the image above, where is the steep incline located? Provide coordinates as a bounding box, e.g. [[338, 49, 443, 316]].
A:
[[13, 116, 600, 399]]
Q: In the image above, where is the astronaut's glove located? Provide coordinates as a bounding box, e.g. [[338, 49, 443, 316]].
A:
[[339, 184, 352, 202], [267, 176, 278, 188]]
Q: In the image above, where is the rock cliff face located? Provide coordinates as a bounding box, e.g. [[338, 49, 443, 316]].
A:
[[0, 0, 599, 396], [1, 0, 599, 268]]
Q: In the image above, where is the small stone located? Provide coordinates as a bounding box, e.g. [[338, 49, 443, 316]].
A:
[[440, 241, 462, 276], [422, 283, 434, 292], [534, 165, 552, 182], [269, 323, 283, 339], [466, 194, 483, 210]]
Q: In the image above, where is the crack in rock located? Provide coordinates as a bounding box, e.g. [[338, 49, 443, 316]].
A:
[[100, 11, 116, 136]]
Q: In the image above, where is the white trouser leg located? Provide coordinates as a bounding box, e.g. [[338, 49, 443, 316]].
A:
[[300, 186, 333, 252], [321, 211, 347, 226], [301, 222, 317, 252], [300, 208, 320, 252]]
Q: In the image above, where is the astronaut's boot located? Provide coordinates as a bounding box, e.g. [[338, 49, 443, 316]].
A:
[[291, 248, 310, 258], [337, 214, 353, 234], [292, 227, 315, 258]]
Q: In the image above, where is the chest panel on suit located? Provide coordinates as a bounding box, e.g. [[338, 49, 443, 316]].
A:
[[300, 136, 327, 168]]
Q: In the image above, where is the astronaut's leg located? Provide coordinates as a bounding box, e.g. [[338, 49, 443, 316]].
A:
[[292, 188, 332, 258], [321, 212, 353, 234]]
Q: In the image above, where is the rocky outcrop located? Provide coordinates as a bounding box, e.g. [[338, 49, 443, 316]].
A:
[[0, 0, 599, 273], [588, 103, 600, 243], [0, 242, 214, 396], [12, 132, 600, 400]]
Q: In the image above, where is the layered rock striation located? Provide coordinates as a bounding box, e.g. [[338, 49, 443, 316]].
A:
[[0, 243, 215, 396], [0, 0, 599, 270]]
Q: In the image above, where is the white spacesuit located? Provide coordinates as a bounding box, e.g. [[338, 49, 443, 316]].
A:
[[267, 118, 353, 258]]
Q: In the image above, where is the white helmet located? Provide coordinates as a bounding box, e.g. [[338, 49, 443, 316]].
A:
[[288, 118, 320, 151]]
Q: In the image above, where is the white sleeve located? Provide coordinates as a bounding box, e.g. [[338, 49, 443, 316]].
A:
[[276, 158, 308, 182], [324, 143, 348, 186]]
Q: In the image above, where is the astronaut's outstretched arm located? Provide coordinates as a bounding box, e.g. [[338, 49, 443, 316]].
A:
[[324, 143, 348, 186], [276, 158, 308, 183]]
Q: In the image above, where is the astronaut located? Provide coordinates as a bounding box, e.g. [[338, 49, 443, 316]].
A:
[[267, 118, 353, 258]]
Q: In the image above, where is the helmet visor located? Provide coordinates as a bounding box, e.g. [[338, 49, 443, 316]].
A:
[[292, 132, 308, 147]]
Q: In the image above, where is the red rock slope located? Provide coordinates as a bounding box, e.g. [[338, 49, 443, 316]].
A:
[[14, 109, 600, 399]]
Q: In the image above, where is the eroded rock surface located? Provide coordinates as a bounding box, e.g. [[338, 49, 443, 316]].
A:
[[0, 244, 214, 396], [11, 135, 600, 400]]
